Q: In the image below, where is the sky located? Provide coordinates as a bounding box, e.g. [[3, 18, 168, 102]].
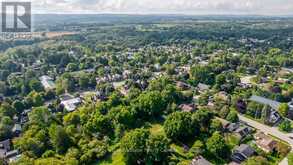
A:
[[2, 0, 293, 15]]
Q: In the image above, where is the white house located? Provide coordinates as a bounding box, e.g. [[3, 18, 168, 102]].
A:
[[61, 98, 82, 112], [40, 76, 55, 90]]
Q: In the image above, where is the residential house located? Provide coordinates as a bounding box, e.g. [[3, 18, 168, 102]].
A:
[[288, 99, 293, 119], [231, 144, 255, 163], [12, 124, 21, 136], [215, 91, 229, 101], [238, 76, 254, 88], [40, 75, 56, 90], [234, 126, 252, 140], [95, 91, 107, 101], [216, 118, 230, 130], [12, 115, 19, 123], [61, 97, 82, 112], [20, 109, 31, 124], [191, 156, 212, 165], [5, 150, 21, 163], [199, 61, 209, 66], [249, 95, 282, 124], [254, 132, 277, 153], [123, 70, 132, 79], [179, 104, 195, 113], [176, 81, 191, 90], [274, 78, 290, 85], [0, 140, 11, 159], [226, 123, 240, 132], [249, 95, 280, 111], [268, 111, 282, 124], [197, 83, 210, 93]]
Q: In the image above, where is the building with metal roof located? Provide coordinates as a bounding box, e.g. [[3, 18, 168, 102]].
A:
[[249, 95, 280, 110]]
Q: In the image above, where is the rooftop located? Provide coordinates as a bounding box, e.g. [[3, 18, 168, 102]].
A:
[[249, 95, 280, 110], [61, 98, 82, 112], [191, 156, 212, 165], [235, 144, 255, 157]]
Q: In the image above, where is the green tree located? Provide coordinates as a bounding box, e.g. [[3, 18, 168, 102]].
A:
[[29, 107, 52, 127], [163, 64, 176, 75], [278, 103, 289, 117], [63, 112, 80, 126], [78, 139, 108, 164], [0, 81, 8, 95], [188, 140, 204, 158], [29, 79, 44, 92], [0, 116, 13, 140], [164, 112, 198, 141], [209, 119, 223, 134], [85, 113, 113, 136], [206, 132, 230, 158], [64, 148, 80, 165], [109, 106, 135, 128], [146, 135, 170, 163], [13, 100, 25, 114], [120, 129, 150, 164], [14, 126, 47, 157], [79, 74, 90, 89], [215, 74, 226, 86], [49, 124, 72, 154], [279, 119, 292, 133], [132, 91, 166, 119], [190, 65, 214, 85], [192, 109, 213, 132], [226, 110, 239, 123], [27, 92, 44, 107], [66, 63, 78, 72], [0, 102, 16, 118]]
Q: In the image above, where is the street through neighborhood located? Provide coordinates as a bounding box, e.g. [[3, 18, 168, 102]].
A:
[[238, 115, 293, 165]]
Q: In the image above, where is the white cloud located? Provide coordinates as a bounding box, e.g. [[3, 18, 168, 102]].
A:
[[3, 0, 293, 15]]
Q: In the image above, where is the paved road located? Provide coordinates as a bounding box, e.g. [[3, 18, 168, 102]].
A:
[[238, 115, 292, 165], [238, 115, 293, 146]]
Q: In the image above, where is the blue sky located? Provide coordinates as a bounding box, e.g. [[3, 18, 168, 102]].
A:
[[5, 0, 293, 15]]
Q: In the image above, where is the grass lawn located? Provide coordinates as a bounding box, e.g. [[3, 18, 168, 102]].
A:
[[97, 149, 125, 165], [149, 123, 165, 136], [225, 133, 240, 149]]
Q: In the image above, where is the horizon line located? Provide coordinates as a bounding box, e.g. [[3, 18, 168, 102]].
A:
[[29, 13, 293, 17]]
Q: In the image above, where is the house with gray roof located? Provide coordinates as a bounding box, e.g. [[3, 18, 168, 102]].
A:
[[0, 139, 11, 159], [231, 144, 255, 163], [197, 83, 210, 93], [191, 156, 212, 165], [249, 95, 282, 124], [249, 95, 280, 111]]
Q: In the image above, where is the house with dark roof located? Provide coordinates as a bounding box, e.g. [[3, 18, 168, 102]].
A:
[[0, 140, 11, 159], [234, 126, 252, 140], [231, 144, 255, 163], [12, 124, 22, 136], [226, 123, 240, 132], [176, 81, 191, 90]]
